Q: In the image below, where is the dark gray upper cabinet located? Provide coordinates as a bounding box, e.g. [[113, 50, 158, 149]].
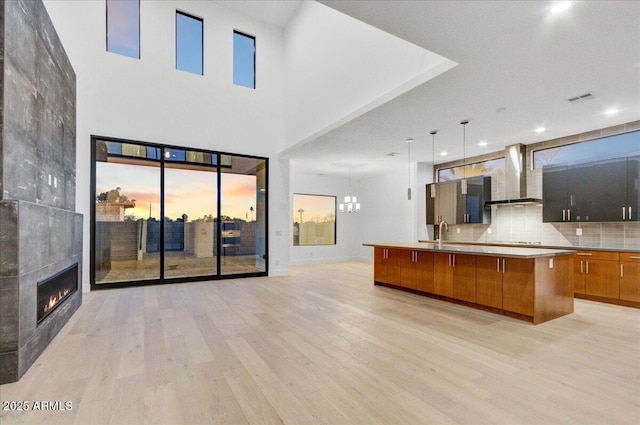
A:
[[628, 156, 639, 221], [542, 166, 569, 222], [426, 181, 456, 224], [456, 176, 491, 224], [426, 176, 491, 225], [543, 156, 639, 222]]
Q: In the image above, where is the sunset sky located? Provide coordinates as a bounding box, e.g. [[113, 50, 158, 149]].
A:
[[293, 194, 336, 224], [96, 162, 257, 221]]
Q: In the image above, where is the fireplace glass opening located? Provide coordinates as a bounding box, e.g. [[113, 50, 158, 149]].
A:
[[37, 263, 78, 325]]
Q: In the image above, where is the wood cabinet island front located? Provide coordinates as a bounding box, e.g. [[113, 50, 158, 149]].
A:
[[365, 243, 576, 324]]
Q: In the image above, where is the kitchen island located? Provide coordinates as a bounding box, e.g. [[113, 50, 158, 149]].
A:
[[364, 243, 576, 324]]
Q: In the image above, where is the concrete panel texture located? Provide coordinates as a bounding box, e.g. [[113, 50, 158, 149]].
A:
[[2, 0, 75, 210], [0, 0, 80, 384]]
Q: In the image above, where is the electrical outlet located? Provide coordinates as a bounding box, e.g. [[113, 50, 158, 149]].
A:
[[549, 258, 554, 269], [576, 228, 582, 236], [487, 228, 492, 234], [456, 228, 460, 234]]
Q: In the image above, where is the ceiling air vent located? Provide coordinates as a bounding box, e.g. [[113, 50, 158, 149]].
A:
[[386, 152, 400, 157], [567, 93, 594, 103]]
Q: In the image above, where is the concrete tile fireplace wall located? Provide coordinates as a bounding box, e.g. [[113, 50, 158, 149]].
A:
[[0, 0, 82, 384]]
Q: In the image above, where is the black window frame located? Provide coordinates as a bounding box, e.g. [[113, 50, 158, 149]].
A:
[[175, 10, 204, 75], [90, 135, 269, 290], [233, 30, 256, 89]]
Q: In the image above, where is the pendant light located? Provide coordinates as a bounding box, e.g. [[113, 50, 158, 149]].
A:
[[339, 163, 360, 213], [430, 130, 437, 198], [406, 138, 413, 200], [460, 120, 469, 194]]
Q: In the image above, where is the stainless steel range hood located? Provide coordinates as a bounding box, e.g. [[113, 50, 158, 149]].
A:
[[485, 143, 543, 206]]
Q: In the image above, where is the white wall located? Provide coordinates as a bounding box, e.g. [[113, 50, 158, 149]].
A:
[[290, 172, 359, 264], [43, 0, 291, 289], [355, 167, 417, 261], [283, 1, 456, 150]]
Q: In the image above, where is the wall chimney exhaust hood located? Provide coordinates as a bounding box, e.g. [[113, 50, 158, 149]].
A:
[[485, 143, 543, 206]]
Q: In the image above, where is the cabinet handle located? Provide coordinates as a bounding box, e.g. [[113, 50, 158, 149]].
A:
[[623, 207, 626, 220], [502, 258, 506, 273], [586, 261, 589, 274], [630, 207, 633, 219], [448, 254, 451, 267], [630, 256, 640, 260], [621, 263, 624, 278], [580, 260, 583, 274], [497, 258, 500, 273], [576, 253, 592, 256], [568, 209, 571, 221], [562, 209, 566, 221], [453, 254, 456, 267]]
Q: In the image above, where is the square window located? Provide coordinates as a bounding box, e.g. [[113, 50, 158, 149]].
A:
[[293, 194, 336, 246]]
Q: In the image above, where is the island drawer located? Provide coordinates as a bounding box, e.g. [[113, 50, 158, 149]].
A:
[[574, 250, 619, 261]]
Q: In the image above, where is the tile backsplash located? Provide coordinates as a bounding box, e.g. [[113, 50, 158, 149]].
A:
[[444, 205, 640, 250]]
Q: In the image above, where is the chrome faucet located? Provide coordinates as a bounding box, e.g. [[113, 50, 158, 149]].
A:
[[438, 220, 448, 248]]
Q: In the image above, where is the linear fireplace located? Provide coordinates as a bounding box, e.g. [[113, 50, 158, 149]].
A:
[[37, 264, 78, 325]]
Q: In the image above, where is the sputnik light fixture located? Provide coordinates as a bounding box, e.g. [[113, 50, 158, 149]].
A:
[[339, 162, 360, 213], [406, 138, 413, 200]]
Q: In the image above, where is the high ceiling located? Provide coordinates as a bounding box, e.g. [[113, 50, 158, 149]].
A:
[[287, 0, 640, 176], [219, 1, 640, 178]]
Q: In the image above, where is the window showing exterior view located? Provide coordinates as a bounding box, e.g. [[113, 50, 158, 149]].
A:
[[106, 0, 140, 59], [533, 130, 640, 169], [92, 138, 267, 287], [437, 157, 505, 182], [220, 155, 267, 275], [176, 11, 203, 75], [293, 194, 336, 246], [233, 30, 255, 89]]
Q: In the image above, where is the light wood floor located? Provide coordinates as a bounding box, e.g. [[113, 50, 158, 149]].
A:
[[1, 262, 639, 425]]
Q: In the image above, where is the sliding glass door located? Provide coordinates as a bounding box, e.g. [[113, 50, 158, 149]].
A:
[[220, 154, 267, 275], [164, 148, 218, 278], [94, 141, 161, 283], [92, 137, 267, 288]]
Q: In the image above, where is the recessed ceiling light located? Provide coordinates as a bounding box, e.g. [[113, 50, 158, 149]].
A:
[[604, 108, 619, 116], [440, 151, 448, 156], [551, 1, 571, 14], [405, 138, 414, 143], [535, 127, 546, 133], [478, 141, 488, 147]]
